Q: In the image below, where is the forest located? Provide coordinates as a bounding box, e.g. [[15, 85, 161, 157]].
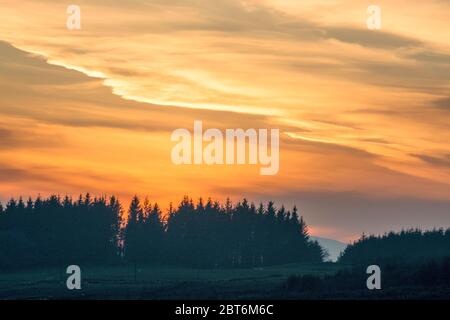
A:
[[0, 194, 325, 269]]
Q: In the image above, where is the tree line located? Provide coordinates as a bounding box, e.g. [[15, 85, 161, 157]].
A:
[[0, 194, 325, 269], [0, 195, 122, 269], [282, 229, 450, 298], [338, 228, 450, 265]]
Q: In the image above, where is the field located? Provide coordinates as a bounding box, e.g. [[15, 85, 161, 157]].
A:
[[0, 263, 341, 299]]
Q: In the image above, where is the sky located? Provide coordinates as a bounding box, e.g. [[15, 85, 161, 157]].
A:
[[0, 0, 449, 242]]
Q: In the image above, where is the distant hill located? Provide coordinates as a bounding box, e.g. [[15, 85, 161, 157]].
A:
[[311, 236, 347, 262]]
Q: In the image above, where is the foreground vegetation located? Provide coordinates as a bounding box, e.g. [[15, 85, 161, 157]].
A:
[[0, 263, 340, 299], [1, 260, 449, 299], [284, 257, 450, 299]]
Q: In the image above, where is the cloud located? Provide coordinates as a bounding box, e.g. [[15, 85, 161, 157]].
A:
[[404, 50, 450, 65], [0, 158, 146, 204], [0, 125, 65, 150], [412, 154, 450, 168], [0, 165, 42, 183], [432, 97, 450, 110], [0, 42, 91, 86], [324, 27, 423, 49], [0, 42, 271, 133]]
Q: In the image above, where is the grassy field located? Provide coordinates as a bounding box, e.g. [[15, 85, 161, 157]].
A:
[[0, 263, 342, 299]]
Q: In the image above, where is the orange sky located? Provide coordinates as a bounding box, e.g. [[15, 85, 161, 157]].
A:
[[0, 0, 449, 241]]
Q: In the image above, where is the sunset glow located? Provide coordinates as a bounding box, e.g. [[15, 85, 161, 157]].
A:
[[0, 0, 449, 241]]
